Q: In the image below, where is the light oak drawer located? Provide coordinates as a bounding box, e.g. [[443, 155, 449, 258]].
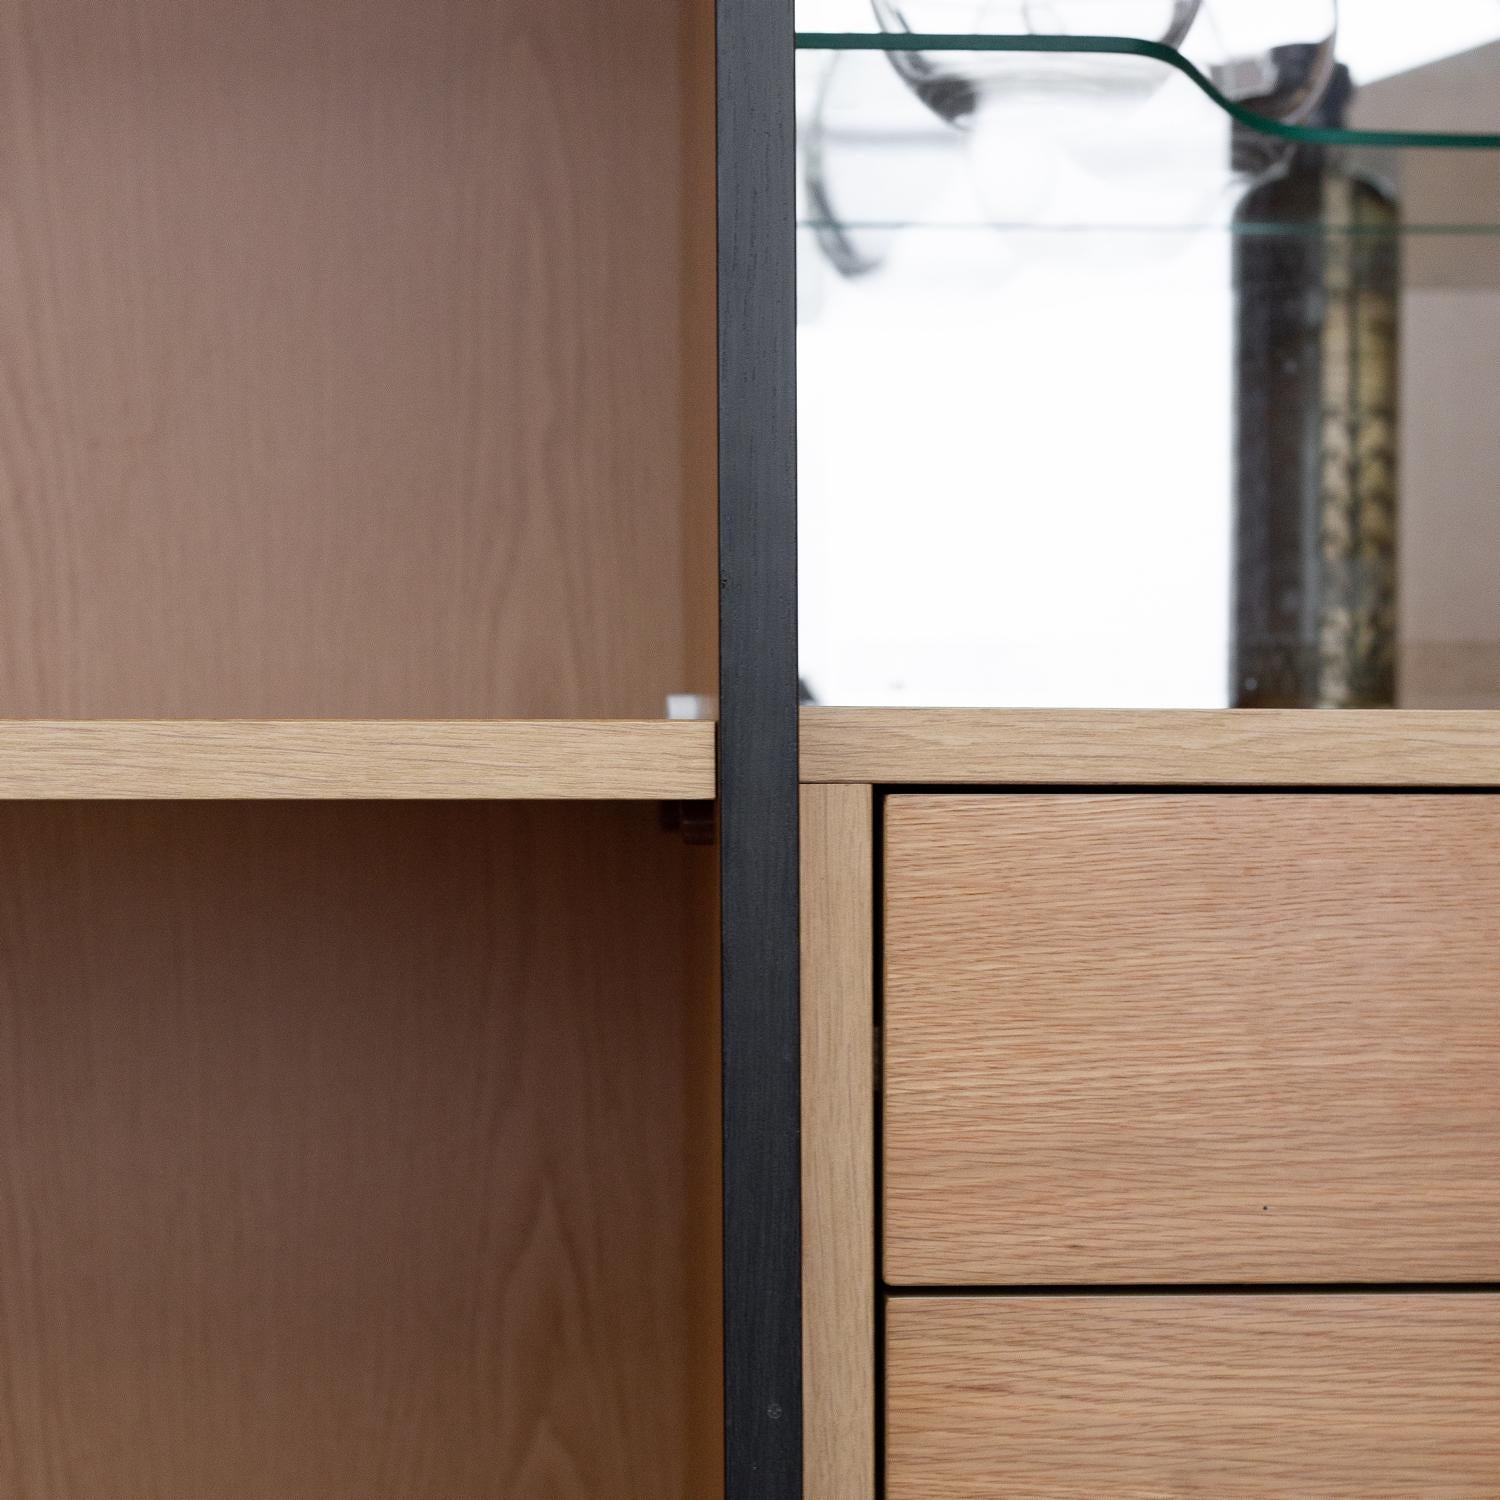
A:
[[885, 794, 1500, 1284], [886, 1294, 1500, 1498]]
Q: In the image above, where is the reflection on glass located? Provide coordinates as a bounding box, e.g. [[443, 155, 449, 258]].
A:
[[796, 18, 1500, 709], [869, 0, 1203, 126], [1192, 1, 1338, 123], [796, 0, 1500, 115], [803, 49, 964, 279]]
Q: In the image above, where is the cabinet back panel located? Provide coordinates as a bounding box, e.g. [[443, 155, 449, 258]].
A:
[[0, 802, 719, 1498], [0, 0, 707, 715]]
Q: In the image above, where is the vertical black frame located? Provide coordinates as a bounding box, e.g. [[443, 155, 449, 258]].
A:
[[717, 0, 801, 1494]]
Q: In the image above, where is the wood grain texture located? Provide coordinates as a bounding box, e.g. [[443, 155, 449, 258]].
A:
[[0, 802, 719, 1498], [0, 0, 710, 718], [800, 784, 874, 1500], [0, 720, 715, 799], [802, 707, 1500, 785], [887, 1294, 1500, 1498], [679, 0, 719, 706], [885, 794, 1500, 1284]]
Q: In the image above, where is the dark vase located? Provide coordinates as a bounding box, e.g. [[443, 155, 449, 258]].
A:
[[1232, 62, 1399, 708]]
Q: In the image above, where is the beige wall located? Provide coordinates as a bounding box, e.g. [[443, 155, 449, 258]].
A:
[[1359, 45, 1500, 706]]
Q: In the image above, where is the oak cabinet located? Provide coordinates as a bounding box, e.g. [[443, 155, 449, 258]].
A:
[[801, 721, 1500, 1498]]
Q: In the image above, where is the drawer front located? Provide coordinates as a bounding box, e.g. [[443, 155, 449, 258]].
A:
[[885, 794, 1500, 1284], [886, 1294, 1500, 1498]]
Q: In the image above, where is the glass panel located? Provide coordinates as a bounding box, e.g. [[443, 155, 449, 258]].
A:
[[794, 0, 1500, 141], [796, 22, 1500, 708]]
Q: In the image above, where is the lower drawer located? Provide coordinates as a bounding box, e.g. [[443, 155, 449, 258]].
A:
[[887, 1294, 1500, 1498]]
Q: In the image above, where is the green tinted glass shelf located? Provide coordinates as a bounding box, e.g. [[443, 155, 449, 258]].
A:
[[797, 220, 1500, 235], [795, 33, 1500, 149]]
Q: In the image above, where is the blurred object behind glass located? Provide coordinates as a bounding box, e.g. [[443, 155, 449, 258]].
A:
[[1233, 58, 1400, 707], [795, 2, 1500, 709]]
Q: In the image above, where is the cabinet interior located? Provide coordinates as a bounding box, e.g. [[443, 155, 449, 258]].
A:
[[0, 0, 719, 1494]]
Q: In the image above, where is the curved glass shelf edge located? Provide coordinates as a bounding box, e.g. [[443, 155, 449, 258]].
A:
[[796, 219, 1500, 235], [794, 32, 1500, 150]]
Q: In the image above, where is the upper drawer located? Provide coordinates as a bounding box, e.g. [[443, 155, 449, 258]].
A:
[[885, 794, 1500, 1285]]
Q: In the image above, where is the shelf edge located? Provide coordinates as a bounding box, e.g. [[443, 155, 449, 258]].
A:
[[0, 720, 716, 800], [801, 707, 1500, 786]]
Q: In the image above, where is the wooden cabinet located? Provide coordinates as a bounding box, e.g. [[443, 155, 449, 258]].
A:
[[0, 801, 719, 1499], [800, 714, 1500, 1499], [0, 0, 720, 1494]]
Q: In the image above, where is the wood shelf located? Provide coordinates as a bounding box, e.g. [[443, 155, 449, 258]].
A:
[[801, 707, 1500, 786], [0, 720, 715, 800]]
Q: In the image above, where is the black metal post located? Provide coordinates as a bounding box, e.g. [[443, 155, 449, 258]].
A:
[[717, 0, 801, 1494]]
